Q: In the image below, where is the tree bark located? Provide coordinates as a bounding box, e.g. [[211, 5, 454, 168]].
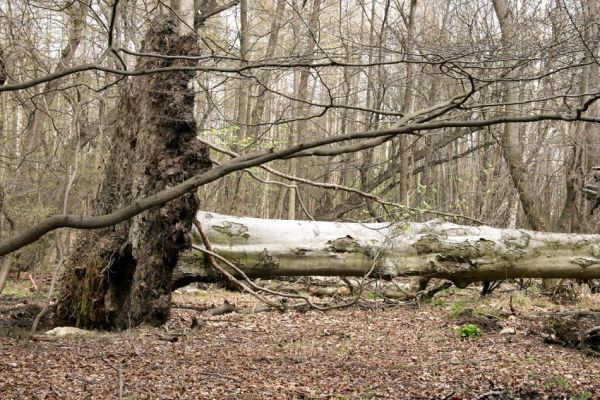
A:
[[493, 0, 548, 231], [397, 0, 417, 207], [173, 211, 600, 289], [246, 0, 286, 138], [56, 17, 212, 329]]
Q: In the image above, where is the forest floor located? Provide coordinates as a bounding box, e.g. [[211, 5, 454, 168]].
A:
[[0, 280, 599, 400]]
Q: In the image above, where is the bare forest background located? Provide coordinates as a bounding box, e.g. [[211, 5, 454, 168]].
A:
[[0, 0, 599, 279]]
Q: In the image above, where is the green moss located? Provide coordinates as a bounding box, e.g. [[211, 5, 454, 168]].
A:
[[78, 278, 91, 328], [363, 291, 379, 300], [450, 302, 470, 319], [432, 298, 446, 307], [179, 250, 205, 263]]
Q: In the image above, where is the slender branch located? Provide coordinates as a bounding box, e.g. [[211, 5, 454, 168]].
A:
[[0, 110, 596, 256], [411, 141, 497, 176], [192, 243, 382, 312], [192, 220, 281, 309], [0, 58, 436, 93], [3, 54, 590, 94], [107, 0, 120, 48], [196, 0, 241, 26], [203, 139, 485, 224]]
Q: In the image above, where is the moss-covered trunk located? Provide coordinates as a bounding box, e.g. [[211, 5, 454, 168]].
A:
[[56, 18, 211, 329]]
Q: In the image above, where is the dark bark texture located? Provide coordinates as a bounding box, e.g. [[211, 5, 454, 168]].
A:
[[56, 17, 211, 329]]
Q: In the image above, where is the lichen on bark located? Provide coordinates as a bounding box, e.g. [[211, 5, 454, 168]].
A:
[[327, 236, 362, 253], [212, 222, 250, 239]]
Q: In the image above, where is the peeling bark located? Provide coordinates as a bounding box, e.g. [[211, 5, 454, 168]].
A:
[[173, 212, 600, 289]]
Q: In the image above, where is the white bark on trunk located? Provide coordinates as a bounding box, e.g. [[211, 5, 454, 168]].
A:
[[170, 0, 195, 34], [173, 211, 600, 288]]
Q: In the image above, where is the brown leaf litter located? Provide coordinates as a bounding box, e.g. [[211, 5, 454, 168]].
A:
[[1, 288, 599, 399]]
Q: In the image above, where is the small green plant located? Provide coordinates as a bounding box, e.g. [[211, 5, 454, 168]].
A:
[[458, 324, 481, 338], [432, 298, 446, 307], [450, 302, 468, 318], [363, 291, 379, 300], [525, 356, 535, 365], [360, 385, 376, 400], [570, 391, 593, 400], [292, 339, 308, 349], [553, 375, 569, 389], [545, 374, 570, 389], [336, 338, 353, 355]]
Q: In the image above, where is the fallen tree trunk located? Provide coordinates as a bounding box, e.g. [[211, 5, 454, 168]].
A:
[[173, 211, 600, 289]]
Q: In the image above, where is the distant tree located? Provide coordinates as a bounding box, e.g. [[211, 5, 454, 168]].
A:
[[0, 0, 599, 329]]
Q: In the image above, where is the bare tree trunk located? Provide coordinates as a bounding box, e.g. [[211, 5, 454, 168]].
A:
[[234, 0, 249, 145], [17, 0, 88, 175], [56, 18, 211, 329], [398, 0, 417, 206], [174, 211, 600, 289], [246, 0, 286, 138], [285, 0, 322, 220], [1, 2, 89, 277], [493, 0, 548, 231], [0, 257, 10, 295], [559, 136, 584, 232], [559, 0, 599, 232]]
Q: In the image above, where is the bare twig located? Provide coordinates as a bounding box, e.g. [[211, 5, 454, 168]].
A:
[[1, 109, 598, 256], [192, 219, 282, 309], [202, 139, 485, 225], [99, 356, 124, 400], [191, 216, 407, 312]]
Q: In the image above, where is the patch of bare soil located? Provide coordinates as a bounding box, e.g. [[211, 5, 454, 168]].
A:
[[0, 288, 599, 400]]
